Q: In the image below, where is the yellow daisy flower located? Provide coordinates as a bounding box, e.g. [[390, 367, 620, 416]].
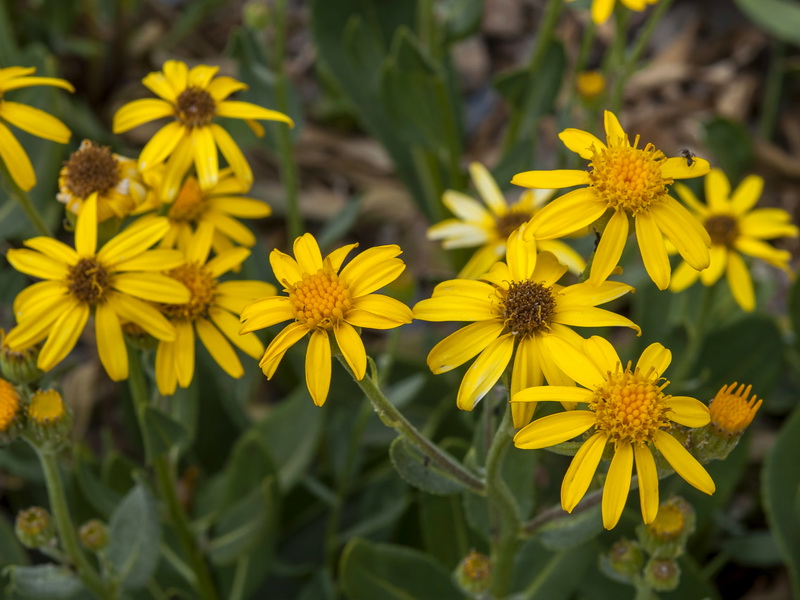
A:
[[58, 140, 146, 222], [155, 223, 273, 395], [413, 229, 640, 428], [428, 162, 586, 278], [112, 60, 293, 200], [669, 169, 799, 311], [135, 167, 271, 255], [4, 195, 190, 381], [240, 234, 413, 406], [512, 110, 712, 290], [567, 0, 659, 25], [0, 66, 74, 191], [709, 382, 762, 438], [512, 336, 715, 529]]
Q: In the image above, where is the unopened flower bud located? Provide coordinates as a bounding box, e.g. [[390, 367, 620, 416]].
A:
[[15, 506, 54, 549], [644, 557, 680, 591], [637, 497, 695, 558], [576, 70, 605, 101], [78, 519, 108, 552], [603, 538, 644, 582], [0, 377, 22, 443], [695, 382, 762, 461], [25, 389, 72, 447], [454, 549, 491, 595], [0, 330, 42, 385]]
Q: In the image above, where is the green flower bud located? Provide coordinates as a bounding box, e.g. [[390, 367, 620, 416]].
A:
[[15, 506, 54, 549], [25, 389, 73, 449], [637, 496, 695, 558], [0, 330, 43, 385], [78, 519, 109, 552], [602, 538, 645, 583], [454, 550, 491, 595], [644, 557, 680, 592]]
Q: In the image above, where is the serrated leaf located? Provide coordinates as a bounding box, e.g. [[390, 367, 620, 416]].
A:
[[106, 483, 161, 590], [389, 436, 467, 495], [340, 538, 465, 600], [5, 565, 88, 600], [537, 504, 603, 551]]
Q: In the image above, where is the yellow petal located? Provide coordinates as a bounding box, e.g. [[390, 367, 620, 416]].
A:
[[534, 335, 577, 391], [114, 249, 185, 272], [559, 128, 606, 160], [240, 296, 294, 331], [537, 239, 587, 275], [210, 308, 263, 359], [602, 443, 633, 529], [98, 218, 169, 265], [24, 237, 78, 265], [216, 280, 276, 303], [293, 233, 324, 273], [671, 183, 708, 217], [13, 280, 66, 317], [669, 259, 701, 292], [340, 246, 405, 297], [207, 247, 250, 277], [188, 64, 220, 88], [457, 244, 502, 279], [730, 174, 764, 215], [325, 243, 359, 272], [739, 210, 799, 240], [216, 101, 294, 126], [505, 229, 537, 281], [206, 76, 248, 101], [660, 156, 710, 180], [113, 273, 190, 303], [635, 342, 672, 378], [652, 430, 715, 495], [0, 121, 35, 190], [306, 329, 331, 406], [270, 249, 303, 286], [700, 245, 727, 286], [160, 136, 194, 201], [138, 122, 185, 171], [582, 335, 621, 374], [6, 248, 68, 280], [726, 251, 755, 312], [441, 189, 492, 223], [346, 294, 413, 329], [163, 60, 188, 91], [210, 124, 253, 189], [541, 334, 604, 390], [589, 209, 628, 286], [512, 385, 592, 404], [106, 292, 175, 341], [209, 196, 271, 218], [258, 321, 307, 370], [509, 336, 544, 428], [603, 111, 628, 146], [456, 334, 514, 411], [552, 306, 640, 335], [113, 99, 174, 133], [666, 396, 710, 427], [469, 162, 506, 215], [196, 318, 243, 379], [557, 280, 634, 308], [591, 0, 615, 24], [511, 169, 590, 190], [155, 340, 178, 396], [334, 321, 367, 379], [635, 211, 670, 290], [426, 320, 504, 374], [704, 168, 731, 212], [431, 278, 497, 300], [142, 72, 177, 101], [4, 302, 64, 350], [634, 445, 659, 524], [95, 302, 128, 381], [561, 432, 608, 512], [1, 101, 70, 143], [650, 197, 711, 268], [192, 126, 218, 190], [527, 187, 607, 240], [513, 410, 596, 449], [413, 296, 496, 323], [38, 301, 89, 372]]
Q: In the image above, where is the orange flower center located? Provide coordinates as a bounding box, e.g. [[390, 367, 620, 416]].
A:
[[704, 215, 739, 248], [0, 378, 20, 431], [28, 389, 66, 425], [161, 263, 217, 321], [590, 364, 670, 444], [67, 257, 111, 305], [175, 87, 216, 127], [647, 502, 685, 540], [494, 209, 532, 240], [63, 141, 120, 199], [589, 140, 669, 214], [288, 268, 352, 329], [499, 281, 556, 337], [168, 177, 208, 223], [709, 382, 761, 437]]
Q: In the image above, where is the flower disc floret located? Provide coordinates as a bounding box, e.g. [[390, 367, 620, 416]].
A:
[[709, 382, 762, 437], [290, 269, 353, 329], [67, 258, 111, 304], [175, 87, 216, 127], [703, 215, 739, 248], [0, 378, 20, 431], [161, 263, 216, 321], [589, 142, 668, 213], [500, 281, 556, 337], [590, 364, 670, 445], [63, 142, 119, 198]]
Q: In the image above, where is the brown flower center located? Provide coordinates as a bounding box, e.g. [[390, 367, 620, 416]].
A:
[[175, 87, 216, 128], [63, 141, 120, 199], [161, 263, 217, 321], [500, 281, 556, 337], [67, 258, 111, 305], [494, 210, 531, 240], [704, 215, 739, 248], [168, 177, 208, 223]]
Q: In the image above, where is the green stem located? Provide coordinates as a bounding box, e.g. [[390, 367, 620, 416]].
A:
[[36, 449, 111, 598], [671, 284, 715, 386], [337, 356, 486, 495], [0, 160, 52, 236], [758, 39, 785, 140], [486, 406, 521, 599], [127, 349, 219, 600], [273, 0, 302, 241]]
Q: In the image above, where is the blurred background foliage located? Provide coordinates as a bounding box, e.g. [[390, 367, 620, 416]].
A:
[[0, 0, 799, 598]]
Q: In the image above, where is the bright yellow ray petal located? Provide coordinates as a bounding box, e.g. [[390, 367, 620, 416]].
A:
[[541, 334, 604, 390], [729, 175, 764, 215], [4, 302, 65, 350], [163, 60, 188, 91], [1, 101, 70, 143], [650, 197, 711, 268], [192, 126, 218, 190], [206, 76, 248, 101], [98, 218, 169, 265], [726, 251, 755, 312], [23, 237, 78, 266], [142, 72, 177, 101], [306, 329, 331, 406], [636, 342, 672, 378], [413, 295, 496, 323], [1, 75, 74, 93], [590, 209, 629, 286], [457, 244, 502, 279], [75, 192, 98, 256], [431, 278, 498, 300], [456, 334, 514, 411], [603, 111, 628, 146], [37, 301, 89, 372], [155, 340, 178, 396], [552, 306, 640, 335], [734, 236, 792, 268], [208, 196, 271, 218], [106, 292, 175, 341], [258, 321, 308, 370], [537, 240, 586, 276], [635, 211, 670, 290], [334, 321, 367, 380], [0, 121, 35, 190], [216, 280, 276, 302], [270, 249, 303, 286], [699, 245, 727, 286], [505, 229, 537, 281], [6, 248, 69, 280], [602, 443, 633, 529], [206, 247, 250, 278], [582, 335, 621, 374], [704, 168, 731, 211], [160, 136, 194, 201], [660, 156, 710, 180], [112, 99, 174, 133], [441, 189, 492, 223], [138, 122, 185, 171], [557, 280, 634, 308], [325, 243, 359, 272], [215, 101, 294, 126], [634, 444, 659, 524], [346, 294, 413, 329], [95, 302, 128, 381], [666, 396, 710, 427], [210, 308, 264, 359], [210, 124, 253, 189], [561, 432, 608, 512], [172, 321, 195, 388], [559, 128, 606, 160], [510, 336, 544, 428], [739, 211, 799, 240], [426, 320, 504, 374], [293, 233, 324, 273], [669, 259, 701, 292], [114, 249, 185, 272], [511, 169, 590, 190], [671, 183, 708, 217], [113, 273, 190, 303], [188, 64, 220, 88], [13, 280, 66, 317], [469, 162, 506, 215], [512, 386, 593, 404], [652, 430, 715, 495], [535, 334, 576, 389], [240, 296, 293, 326], [513, 410, 596, 449], [591, 0, 615, 24], [527, 188, 607, 240]]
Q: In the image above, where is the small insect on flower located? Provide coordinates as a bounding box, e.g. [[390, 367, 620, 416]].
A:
[[680, 149, 695, 167]]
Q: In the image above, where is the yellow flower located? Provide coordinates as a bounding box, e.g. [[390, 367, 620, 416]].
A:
[[4, 195, 190, 381], [0, 66, 74, 191], [155, 223, 274, 395], [513, 110, 711, 290], [567, 0, 659, 25], [512, 336, 715, 529], [413, 230, 640, 427], [709, 382, 762, 437], [576, 71, 606, 101], [112, 60, 293, 200], [240, 234, 413, 406], [428, 162, 586, 278], [670, 170, 798, 311], [136, 168, 271, 255], [0, 378, 20, 432], [58, 140, 146, 222]]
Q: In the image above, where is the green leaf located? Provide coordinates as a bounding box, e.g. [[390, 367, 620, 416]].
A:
[[73, 447, 121, 519], [106, 483, 161, 590], [339, 538, 465, 600], [703, 117, 753, 185], [389, 436, 467, 495], [5, 565, 87, 600], [511, 539, 594, 599], [142, 405, 191, 460], [440, 0, 483, 41], [0, 513, 27, 567], [762, 402, 800, 597], [208, 476, 279, 566], [536, 504, 603, 551], [221, 430, 278, 510], [722, 530, 784, 567], [418, 493, 472, 569], [733, 0, 800, 43]]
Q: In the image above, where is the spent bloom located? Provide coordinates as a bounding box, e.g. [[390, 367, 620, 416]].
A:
[[113, 60, 293, 200], [58, 140, 146, 222], [428, 162, 585, 278], [414, 230, 639, 427], [155, 223, 274, 395], [670, 169, 798, 311], [513, 111, 711, 290], [512, 336, 715, 529], [4, 195, 189, 380], [240, 234, 413, 406], [0, 66, 74, 191]]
